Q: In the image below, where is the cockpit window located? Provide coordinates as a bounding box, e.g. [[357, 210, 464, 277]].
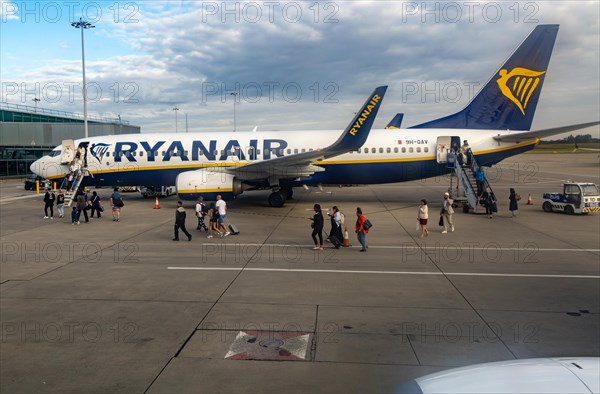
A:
[[48, 150, 62, 157]]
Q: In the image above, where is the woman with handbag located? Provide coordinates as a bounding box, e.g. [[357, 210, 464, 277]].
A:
[[90, 191, 102, 218], [417, 199, 429, 238], [509, 188, 519, 217], [110, 187, 124, 222], [310, 204, 324, 250]]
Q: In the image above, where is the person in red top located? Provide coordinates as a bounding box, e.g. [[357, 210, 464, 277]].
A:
[[355, 207, 368, 252]]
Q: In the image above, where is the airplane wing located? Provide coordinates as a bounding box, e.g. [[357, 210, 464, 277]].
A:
[[493, 121, 600, 142], [225, 86, 388, 181]]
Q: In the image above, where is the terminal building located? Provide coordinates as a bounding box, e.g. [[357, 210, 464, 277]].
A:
[[0, 102, 141, 177]]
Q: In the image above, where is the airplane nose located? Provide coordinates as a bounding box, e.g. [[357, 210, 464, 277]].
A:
[[30, 158, 44, 176]]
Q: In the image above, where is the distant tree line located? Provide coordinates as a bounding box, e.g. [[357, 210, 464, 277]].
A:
[[540, 134, 600, 144]]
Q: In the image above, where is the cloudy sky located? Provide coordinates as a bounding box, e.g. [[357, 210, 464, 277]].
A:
[[1, 1, 599, 138]]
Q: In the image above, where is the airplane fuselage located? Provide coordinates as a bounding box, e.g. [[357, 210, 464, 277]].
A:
[[32, 128, 538, 194]]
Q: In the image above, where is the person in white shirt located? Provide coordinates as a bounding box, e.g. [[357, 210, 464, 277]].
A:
[[195, 197, 208, 232], [215, 195, 230, 237], [441, 192, 455, 233], [417, 199, 429, 238], [327, 206, 344, 244]]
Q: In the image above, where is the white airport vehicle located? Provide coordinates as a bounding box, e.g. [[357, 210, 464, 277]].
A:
[[542, 183, 600, 214]]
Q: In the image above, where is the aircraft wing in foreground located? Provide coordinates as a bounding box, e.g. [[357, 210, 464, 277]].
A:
[[493, 121, 600, 142]]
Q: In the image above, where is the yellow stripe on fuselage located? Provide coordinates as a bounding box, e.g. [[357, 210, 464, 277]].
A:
[[49, 139, 538, 178], [178, 188, 233, 194]]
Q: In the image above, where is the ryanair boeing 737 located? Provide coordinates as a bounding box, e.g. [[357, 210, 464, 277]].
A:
[[31, 25, 598, 207]]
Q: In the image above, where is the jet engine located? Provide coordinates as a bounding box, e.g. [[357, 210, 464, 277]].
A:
[[176, 169, 243, 200]]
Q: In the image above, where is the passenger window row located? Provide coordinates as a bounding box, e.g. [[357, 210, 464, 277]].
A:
[[104, 145, 428, 159], [353, 146, 429, 154]]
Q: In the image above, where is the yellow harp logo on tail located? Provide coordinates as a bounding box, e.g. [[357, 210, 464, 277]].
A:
[[496, 67, 546, 115]]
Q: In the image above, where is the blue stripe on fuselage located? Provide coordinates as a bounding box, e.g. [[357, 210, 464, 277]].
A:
[[70, 143, 534, 197]]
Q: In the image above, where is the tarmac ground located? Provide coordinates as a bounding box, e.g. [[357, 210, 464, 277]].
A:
[[1, 153, 599, 393]]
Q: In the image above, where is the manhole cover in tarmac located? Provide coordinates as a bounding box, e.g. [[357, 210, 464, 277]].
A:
[[225, 331, 310, 361]]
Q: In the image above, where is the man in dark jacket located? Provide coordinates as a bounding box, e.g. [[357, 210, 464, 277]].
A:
[[173, 201, 192, 241], [75, 188, 89, 223], [43, 188, 55, 219]]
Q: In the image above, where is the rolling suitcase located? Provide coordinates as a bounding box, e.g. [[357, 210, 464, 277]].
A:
[[228, 223, 240, 235], [329, 235, 342, 249]]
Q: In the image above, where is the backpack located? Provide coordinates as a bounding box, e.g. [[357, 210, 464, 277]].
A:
[[362, 219, 373, 230], [200, 203, 209, 215], [340, 212, 345, 225], [515, 193, 522, 201]]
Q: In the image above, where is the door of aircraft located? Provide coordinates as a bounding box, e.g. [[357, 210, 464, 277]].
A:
[[61, 139, 75, 164], [436, 136, 461, 165]]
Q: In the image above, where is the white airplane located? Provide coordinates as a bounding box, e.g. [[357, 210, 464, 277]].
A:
[[32, 24, 599, 207]]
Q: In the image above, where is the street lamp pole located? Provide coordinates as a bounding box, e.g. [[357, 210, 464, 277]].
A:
[[230, 92, 238, 132], [173, 107, 179, 132], [71, 17, 95, 139]]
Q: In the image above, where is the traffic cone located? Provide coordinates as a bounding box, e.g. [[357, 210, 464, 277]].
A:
[[153, 196, 160, 209], [342, 227, 351, 247], [527, 193, 533, 205]]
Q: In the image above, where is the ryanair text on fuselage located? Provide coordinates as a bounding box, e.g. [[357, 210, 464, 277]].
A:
[[92, 139, 289, 163]]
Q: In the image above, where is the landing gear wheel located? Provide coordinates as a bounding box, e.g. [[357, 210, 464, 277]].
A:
[[542, 202, 553, 212], [462, 204, 470, 213], [268, 191, 286, 208], [564, 205, 575, 215]]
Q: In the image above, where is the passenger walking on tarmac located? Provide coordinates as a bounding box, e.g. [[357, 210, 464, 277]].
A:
[[509, 188, 520, 217], [75, 188, 89, 223], [481, 188, 495, 219], [56, 189, 65, 218], [310, 204, 324, 250], [441, 192, 455, 234], [173, 201, 192, 241], [207, 202, 221, 238], [195, 197, 209, 232], [417, 199, 429, 238], [355, 207, 368, 252], [215, 195, 230, 237], [90, 191, 102, 218], [71, 207, 79, 225], [110, 187, 124, 222], [327, 206, 344, 245], [43, 188, 55, 219]]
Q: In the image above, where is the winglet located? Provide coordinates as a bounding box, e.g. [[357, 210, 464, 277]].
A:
[[328, 86, 387, 154], [385, 113, 404, 129]]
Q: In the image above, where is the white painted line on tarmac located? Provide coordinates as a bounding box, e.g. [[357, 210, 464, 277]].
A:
[[198, 243, 600, 253], [0, 194, 44, 204], [167, 266, 600, 279]]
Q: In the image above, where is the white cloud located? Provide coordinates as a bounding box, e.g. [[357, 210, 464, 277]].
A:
[[0, 1, 19, 21], [1, 1, 598, 136]]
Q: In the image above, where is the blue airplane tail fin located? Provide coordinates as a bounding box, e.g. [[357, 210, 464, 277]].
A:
[[411, 24, 559, 131]]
